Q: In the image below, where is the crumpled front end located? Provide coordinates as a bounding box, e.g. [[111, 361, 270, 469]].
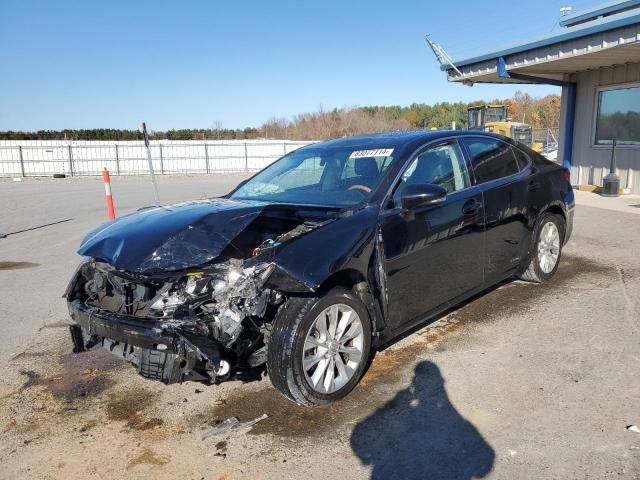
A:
[[66, 258, 281, 384], [65, 203, 337, 384]]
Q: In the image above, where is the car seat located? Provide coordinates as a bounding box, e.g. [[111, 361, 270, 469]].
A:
[[351, 157, 380, 188]]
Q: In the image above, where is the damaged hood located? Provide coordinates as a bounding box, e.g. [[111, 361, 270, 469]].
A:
[[78, 198, 267, 273]]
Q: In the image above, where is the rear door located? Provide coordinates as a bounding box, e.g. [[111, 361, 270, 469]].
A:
[[461, 137, 531, 283], [380, 139, 485, 329]]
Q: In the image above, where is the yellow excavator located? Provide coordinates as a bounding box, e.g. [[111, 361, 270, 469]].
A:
[[467, 104, 543, 152]]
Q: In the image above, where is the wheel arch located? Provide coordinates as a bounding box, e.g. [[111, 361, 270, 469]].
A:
[[538, 202, 567, 242], [318, 268, 366, 293], [543, 204, 566, 223], [316, 268, 385, 341]]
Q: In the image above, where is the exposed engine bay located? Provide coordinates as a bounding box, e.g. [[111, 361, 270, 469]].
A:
[[65, 202, 335, 385]]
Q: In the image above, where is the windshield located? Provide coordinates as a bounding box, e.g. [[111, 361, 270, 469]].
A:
[[230, 144, 395, 207]]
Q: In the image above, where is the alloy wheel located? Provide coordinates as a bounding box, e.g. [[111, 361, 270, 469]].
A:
[[302, 303, 365, 394], [538, 221, 560, 274]]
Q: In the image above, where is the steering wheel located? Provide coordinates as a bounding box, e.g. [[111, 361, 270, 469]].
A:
[[348, 184, 372, 194]]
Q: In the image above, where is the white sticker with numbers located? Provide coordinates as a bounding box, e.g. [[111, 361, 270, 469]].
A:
[[349, 148, 394, 159]]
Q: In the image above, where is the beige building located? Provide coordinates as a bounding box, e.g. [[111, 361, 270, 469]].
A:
[[441, 0, 640, 193]]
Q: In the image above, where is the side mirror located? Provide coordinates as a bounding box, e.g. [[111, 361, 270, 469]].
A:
[[400, 184, 447, 210]]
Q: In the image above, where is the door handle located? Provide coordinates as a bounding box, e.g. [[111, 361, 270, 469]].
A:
[[527, 181, 541, 191], [462, 199, 482, 216]]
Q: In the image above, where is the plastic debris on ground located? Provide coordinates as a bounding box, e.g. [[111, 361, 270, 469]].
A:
[[627, 425, 640, 433], [201, 414, 268, 440]]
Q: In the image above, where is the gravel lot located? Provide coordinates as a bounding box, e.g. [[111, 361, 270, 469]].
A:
[[0, 176, 639, 479]]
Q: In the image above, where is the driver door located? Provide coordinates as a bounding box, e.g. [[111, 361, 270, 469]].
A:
[[379, 140, 485, 329]]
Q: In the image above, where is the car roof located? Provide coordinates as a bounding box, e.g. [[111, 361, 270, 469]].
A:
[[307, 130, 509, 151]]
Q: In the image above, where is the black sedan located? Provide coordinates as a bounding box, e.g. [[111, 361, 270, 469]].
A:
[[65, 130, 574, 406]]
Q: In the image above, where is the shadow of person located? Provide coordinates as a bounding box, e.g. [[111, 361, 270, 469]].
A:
[[351, 361, 495, 480]]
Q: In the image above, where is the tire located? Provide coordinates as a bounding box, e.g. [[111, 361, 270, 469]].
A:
[[519, 212, 565, 283], [266, 287, 372, 407]]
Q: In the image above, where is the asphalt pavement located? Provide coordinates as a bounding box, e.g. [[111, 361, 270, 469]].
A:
[[0, 175, 638, 479]]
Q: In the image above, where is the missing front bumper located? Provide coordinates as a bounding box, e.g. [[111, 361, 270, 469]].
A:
[[67, 300, 222, 384]]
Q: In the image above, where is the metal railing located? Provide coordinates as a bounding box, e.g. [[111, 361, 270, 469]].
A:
[[0, 140, 314, 177]]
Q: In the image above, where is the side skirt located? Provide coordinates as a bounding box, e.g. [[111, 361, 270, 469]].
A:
[[374, 272, 516, 348]]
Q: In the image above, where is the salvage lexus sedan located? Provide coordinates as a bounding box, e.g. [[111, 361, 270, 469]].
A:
[[65, 131, 574, 406]]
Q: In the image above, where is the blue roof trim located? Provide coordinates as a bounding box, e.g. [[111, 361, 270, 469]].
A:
[[560, 0, 640, 27], [444, 7, 640, 71]]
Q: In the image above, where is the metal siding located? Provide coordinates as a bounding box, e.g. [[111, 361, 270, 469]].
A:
[[570, 65, 640, 193], [449, 8, 640, 69], [560, 0, 640, 27], [448, 25, 640, 82]]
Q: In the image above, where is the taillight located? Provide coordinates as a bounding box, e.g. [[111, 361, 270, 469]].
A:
[[563, 169, 571, 183]]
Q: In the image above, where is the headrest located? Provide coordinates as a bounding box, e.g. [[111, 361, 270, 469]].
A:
[[354, 157, 379, 177], [410, 151, 450, 183]]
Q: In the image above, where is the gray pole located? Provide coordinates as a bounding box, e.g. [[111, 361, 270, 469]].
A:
[[67, 145, 74, 176], [609, 139, 618, 173], [18, 146, 25, 177], [114, 144, 120, 175], [244, 142, 249, 172], [142, 122, 160, 205], [158, 144, 164, 174]]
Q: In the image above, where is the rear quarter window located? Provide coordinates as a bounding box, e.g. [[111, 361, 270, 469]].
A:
[[463, 138, 520, 183]]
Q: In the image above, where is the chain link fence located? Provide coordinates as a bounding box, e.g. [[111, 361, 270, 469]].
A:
[[532, 128, 560, 159], [0, 140, 314, 177]]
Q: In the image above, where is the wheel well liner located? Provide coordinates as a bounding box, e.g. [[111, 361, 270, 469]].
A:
[[544, 204, 565, 222], [318, 269, 367, 293], [315, 268, 385, 338]]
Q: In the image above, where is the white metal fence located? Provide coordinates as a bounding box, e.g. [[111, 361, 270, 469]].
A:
[[0, 139, 315, 177], [0, 130, 561, 178]]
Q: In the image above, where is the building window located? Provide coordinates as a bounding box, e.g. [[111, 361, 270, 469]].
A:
[[595, 84, 640, 145]]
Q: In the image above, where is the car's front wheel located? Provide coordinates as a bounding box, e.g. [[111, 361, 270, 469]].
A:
[[266, 287, 372, 407], [520, 212, 565, 283]]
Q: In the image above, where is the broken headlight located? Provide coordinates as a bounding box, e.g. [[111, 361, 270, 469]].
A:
[[147, 269, 239, 315], [148, 263, 274, 345], [149, 284, 187, 314]]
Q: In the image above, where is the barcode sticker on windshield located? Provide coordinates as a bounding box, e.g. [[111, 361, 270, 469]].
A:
[[349, 148, 394, 159]]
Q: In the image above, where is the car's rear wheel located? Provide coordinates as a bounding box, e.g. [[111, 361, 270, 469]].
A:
[[266, 287, 372, 407], [520, 212, 565, 283]]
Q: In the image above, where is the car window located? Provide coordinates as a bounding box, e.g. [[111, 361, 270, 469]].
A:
[[463, 138, 520, 184], [392, 142, 470, 207]]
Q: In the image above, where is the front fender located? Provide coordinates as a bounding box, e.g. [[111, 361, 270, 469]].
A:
[[265, 207, 379, 293]]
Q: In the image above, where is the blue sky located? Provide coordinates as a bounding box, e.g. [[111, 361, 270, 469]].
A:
[[0, 0, 598, 130]]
